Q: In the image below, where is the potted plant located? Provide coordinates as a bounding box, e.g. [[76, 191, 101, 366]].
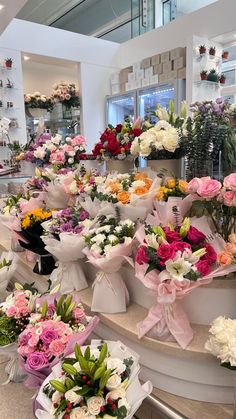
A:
[[199, 45, 206, 55], [200, 70, 208, 80], [209, 46, 216, 57], [207, 69, 219, 82], [219, 74, 226, 84], [5, 58, 13, 69], [222, 50, 229, 60]]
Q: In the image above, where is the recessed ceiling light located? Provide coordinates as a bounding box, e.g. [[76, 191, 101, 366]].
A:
[[24, 55, 30, 61], [0, 5, 4, 11]]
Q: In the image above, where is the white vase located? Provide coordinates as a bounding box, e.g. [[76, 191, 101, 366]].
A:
[[28, 108, 47, 118], [147, 159, 182, 177], [106, 159, 134, 174]]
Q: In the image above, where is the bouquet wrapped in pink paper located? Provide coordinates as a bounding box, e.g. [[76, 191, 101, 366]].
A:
[[135, 218, 236, 348], [18, 293, 99, 389], [83, 214, 135, 313], [42, 206, 93, 292]]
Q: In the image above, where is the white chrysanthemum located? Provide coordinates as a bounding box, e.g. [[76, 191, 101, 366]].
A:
[[130, 138, 140, 156], [91, 233, 106, 244], [155, 120, 171, 130], [90, 243, 102, 255]]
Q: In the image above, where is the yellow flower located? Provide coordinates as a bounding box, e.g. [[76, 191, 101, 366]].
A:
[[166, 178, 176, 189], [21, 217, 30, 229], [178, 180, 188, 193], [156, 190, 164, 201]]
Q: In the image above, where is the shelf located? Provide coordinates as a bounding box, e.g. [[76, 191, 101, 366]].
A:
[[194, 80, 220, 88], [194, 51, 221, 65]]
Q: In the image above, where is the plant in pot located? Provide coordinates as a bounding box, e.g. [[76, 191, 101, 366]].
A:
[[5, 58, 13, 69], [199, 45, 206, 55], [209, 46, 216, 57], [219, 74, 226, 84], [207, 69, 219, 83], [222, 50, 229, 60], [200, 70, 208, 81]]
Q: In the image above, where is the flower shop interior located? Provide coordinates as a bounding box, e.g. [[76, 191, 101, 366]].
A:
[[0, 0, 236, 418]]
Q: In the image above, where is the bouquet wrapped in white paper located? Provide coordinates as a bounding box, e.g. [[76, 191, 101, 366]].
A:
[[42, 207, 93, 292], [0, 251, 18, 300], [35, 340, 152, 419], [83, 214, 135, 313]]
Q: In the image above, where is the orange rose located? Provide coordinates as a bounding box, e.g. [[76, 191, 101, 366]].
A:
[[134, 186, 149, 196], [166, 178, 176, 189], [144, 178, 152, 190], [134, 172, 148, 181], [178, 180, 188, 193], [218, 251, 232, 266], [117, 191, 131, 204], [225, 243, 236, 255], [155, 190, 164, 201], [107, 181, 121, 194]]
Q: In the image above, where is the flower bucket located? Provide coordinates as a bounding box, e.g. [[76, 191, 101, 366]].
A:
[[106, 159, 134, 173], [147, 159, 182, 176], [27, 108, 48, 119]]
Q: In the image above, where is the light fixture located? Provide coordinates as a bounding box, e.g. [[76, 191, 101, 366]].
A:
[[234, 34, 236, 38], [24, 55, 30, 61], [0, 5, 4, 11]]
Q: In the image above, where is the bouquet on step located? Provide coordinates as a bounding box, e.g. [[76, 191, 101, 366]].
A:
[[135, 217, 236, 348], [35, 340, 152, 419], [42, 206, 93, 292], [18, 293, 99, 389], [83, 212, 135, 313]]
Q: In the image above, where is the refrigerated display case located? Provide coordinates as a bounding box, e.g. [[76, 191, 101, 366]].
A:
[[106, 91, 136, 126]]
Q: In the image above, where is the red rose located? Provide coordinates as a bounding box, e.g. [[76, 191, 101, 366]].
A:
[[107, 139, 121, 155], [92, 143, 103, 157], [157, 244, 176, 262], [123, 143, 131, 151], [131, 128, 142, 137], [172, 241, 192, 253], [202, 243, 217, 264], [196, 259, 211, 276], [100, 128, 114, 143], [163, 227, 182, 243], [136, 246, 150, 265], [116, 124, 123, 133], [187, 226, 206, 244]]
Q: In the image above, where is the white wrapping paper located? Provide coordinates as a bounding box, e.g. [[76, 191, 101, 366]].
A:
[[0, 252, 18, 301], [42, 233, 88, 292], [0, 343, 25, 385]]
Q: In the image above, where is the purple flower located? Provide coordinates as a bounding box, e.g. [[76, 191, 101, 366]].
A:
[[216, 97, 223, 104], [60, 208, 72, 218], [41, 329, 59, 345], [79, 210, 89, 221], [74, 225, 84, 234], [60, 221, 73, 232], [26, 352, 48, 370]]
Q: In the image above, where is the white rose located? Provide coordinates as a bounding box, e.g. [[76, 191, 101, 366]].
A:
[[132, 180, 145, 188], [52, 390, 61, 405], [106, 388, 126, 401], [106, 374, 122, 390], [106, 358, 126, 375], [130, 138, 140, 156], [68, 157, 74, 164], [118, 397, 130, 412], [70, 407, 92, 419], [95, 176, 105, 185], [91, 243, 102, 255], [139, 139, 151, 157], [155, 120, 171, 130], [69, 180, 78, 195], [162, 129, 179, 152], [33, 147, 46, 160], [87, 396, 105, 416], [52, 134, 62, 145], [65, 386, 82, 404], [68, 150, 76, 157], [108, 234, 118, 243], [92, 233, 106, 244]]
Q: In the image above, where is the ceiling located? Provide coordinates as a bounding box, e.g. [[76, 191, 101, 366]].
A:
[[0, 0, 28, 35]]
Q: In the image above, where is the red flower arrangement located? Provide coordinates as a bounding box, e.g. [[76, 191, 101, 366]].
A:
[[92, 117, 144, 161]]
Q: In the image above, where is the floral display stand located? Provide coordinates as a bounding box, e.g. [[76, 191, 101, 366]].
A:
[[106, 159, 134, 173], [147, 159, 182, 176]]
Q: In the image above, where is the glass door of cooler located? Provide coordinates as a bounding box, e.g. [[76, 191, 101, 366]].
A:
[[137, 80, 185, 122], [106, 91, 137, 126]]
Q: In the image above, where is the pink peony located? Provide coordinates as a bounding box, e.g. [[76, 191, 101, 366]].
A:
[[222, 190, 236, 207], [224, 173, 236, 191], [187, 226, 205, 244], [197, 179, 222, 199], [196, 259, 211, 276], [136, 246, 150, 265], [49, 339, 65, 356], [157, 244, 176, 262], [163, 227, 182, 243], [202, 243, 217, 264], [187, 177, 210, 194]]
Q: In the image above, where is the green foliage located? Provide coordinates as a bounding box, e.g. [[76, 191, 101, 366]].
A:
[[0, 315, 18, 346]]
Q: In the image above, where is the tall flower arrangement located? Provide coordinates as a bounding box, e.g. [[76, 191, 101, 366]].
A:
[[51, 82, 80, 109]]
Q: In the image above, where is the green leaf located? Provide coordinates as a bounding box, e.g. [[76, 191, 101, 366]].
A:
[[49, 380, 66, 393], [93, 365, 106, 381], [74, 343, 82, 360], [56, 294, 66, 316], [84, 346, 91, 361], [62, 363, 77, 376], [65, 377, 75, 390], [98, 342, 107, 365], [64, 301, 76, 319], [41, 301, 48, 319], [64, 294, 73, 312], [77, 355, 89, 371], [99, 369, 112, 389], [77, 385, 91, 396]]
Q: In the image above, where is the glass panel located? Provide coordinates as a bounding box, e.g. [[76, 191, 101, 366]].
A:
[[131, 0, 155, 38], [138, 84, 175, 122], [107, 93, 135, 126], [162, 0, 171, 25]]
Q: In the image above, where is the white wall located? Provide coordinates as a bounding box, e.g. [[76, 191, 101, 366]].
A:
[[22, 61, 78, 95]]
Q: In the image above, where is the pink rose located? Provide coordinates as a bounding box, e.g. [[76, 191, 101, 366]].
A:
[[71, 135, 86, 146], [50, 151, 66, 165], [197, 179, 222, 199], [196, 260, 211, 276], [187, 177, 210, 194], [157, 244, 176, 262], [202, 243, 217, 264], [49, 339, 65, 356], [6, 306, 16, 317], [136, 246, 150, 265], [187, 226, 205, 244], [41, 329, 59, 345], [224, 173, 236, 191], [163, 227, 181, 243], [28, 334, 40, 347], [172, 241, 192, 253], [19, 306, 30, 315], [73, 308, 85, 320], [26, 352, 48, 370], [222, 191, 236, 207]]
